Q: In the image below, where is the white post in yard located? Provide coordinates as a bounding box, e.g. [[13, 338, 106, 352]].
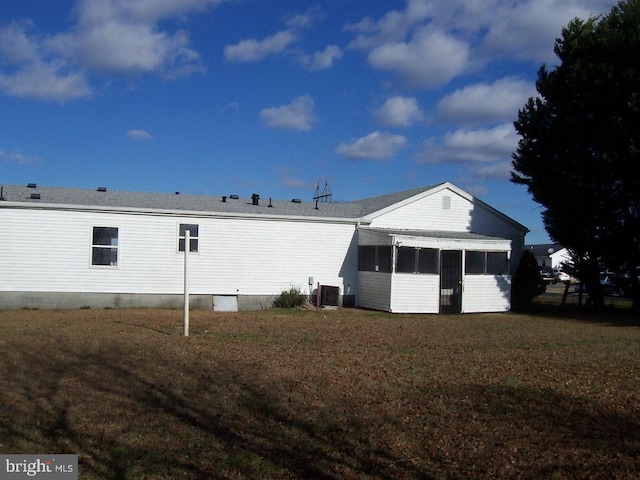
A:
[[183, 230, 190, 337]]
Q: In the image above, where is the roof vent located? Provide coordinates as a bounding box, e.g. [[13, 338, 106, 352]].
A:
[[291, 198, 301, 203], [97, 186, 107, 192], [0, 186, 5, 201], [27, 183, 37, 188], [222, 196, 227, 202], [268, 198, 273, 208], [175, 192, 180, 195], [251, 193, 260, 206], [30, 193, 41, 200], [229, 194, 239, 200]]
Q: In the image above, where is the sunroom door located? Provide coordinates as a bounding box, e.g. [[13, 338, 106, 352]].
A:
[[440, 250, 462, 314]]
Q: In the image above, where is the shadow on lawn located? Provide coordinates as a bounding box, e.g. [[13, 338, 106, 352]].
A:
[[0, 342, 427, 479], [522, 299, 640, 327], [451, 383, 640, 478], [2, 335, 640, 479]]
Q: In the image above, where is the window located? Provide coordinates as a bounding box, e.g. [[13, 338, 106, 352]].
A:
[[92, 227, 118, 266], [358, 245, 392, 273], [396, 247, 416, 273], [395, 247, 439, 274], [487, 252, 508, 275], [359, 246, 376, 271], [178, 224, 199, 252], [377, 246, 392, 273], [465, 250, 509, 275], [465, 251, 486, 274], [417, 248, 439, 274]]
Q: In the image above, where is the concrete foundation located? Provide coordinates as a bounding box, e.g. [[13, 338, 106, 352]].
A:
[[0, 292, 355, 311]]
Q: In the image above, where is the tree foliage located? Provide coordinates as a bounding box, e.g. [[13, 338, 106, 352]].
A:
[[512, 0, 640, 309]]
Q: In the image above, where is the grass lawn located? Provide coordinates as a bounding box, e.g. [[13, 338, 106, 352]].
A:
[[1, 304, 639, 479]]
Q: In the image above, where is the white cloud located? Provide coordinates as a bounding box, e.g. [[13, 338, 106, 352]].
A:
[[346, 0, 433, 50], [336, 131, 407, 161], [275, 167, 315, 189], [0, 0, 225, 100], [220, 101, 240, 113], [126, 129, 154, 142], [0, 22, 39, 63], [0, 149, 42, 165], [437, 77, 536, 126], [416, 123, 517, 165], [286, 6, 325, 29], [0, 60, 91, 102], [104, 0, 226, 24], [260, 95, 316, 131], [224, 30, 297, 62], [478, 0, 616, 64], [367, 25, 469, 88], [374, 96, 423, 127], [347, 0, 618, 88], [46, 0, 207, 76], [467, 161, 513, 181], [49, 23, 201, 75], [463, 184, 489, 197], [0, 23, 92, 101], [299, 45, 343, 71]]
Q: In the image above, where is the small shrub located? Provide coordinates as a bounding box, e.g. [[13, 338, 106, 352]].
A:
[[273, 287, 307, 309]]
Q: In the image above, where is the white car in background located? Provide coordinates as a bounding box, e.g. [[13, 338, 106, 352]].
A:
[[553, 269, 572, 283]]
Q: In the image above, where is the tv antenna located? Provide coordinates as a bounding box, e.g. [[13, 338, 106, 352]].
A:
[[313, 179, 332, 209]]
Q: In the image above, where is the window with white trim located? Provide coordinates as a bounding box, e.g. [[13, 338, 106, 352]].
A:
[[178, 224, 199, 252], [92, 227, 118, 266]]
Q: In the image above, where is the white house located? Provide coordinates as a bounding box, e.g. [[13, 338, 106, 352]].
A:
[[0, 182, 528, 313], [526, 244, 571, 271]]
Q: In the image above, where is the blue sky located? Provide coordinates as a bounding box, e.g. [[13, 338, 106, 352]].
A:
[[0, 0, 618, 244]]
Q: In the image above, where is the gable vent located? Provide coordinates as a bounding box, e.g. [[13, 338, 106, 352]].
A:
[[442, 195, 451, 210]]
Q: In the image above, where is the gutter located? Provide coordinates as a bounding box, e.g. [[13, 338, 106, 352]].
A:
[[0, 200, 373, 226]]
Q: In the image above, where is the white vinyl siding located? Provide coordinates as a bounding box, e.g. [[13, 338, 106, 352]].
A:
[[0, 209, 357, 297], [357, 272, 391, 311], [462, 275, 511, 313], [368, 188, 521, 238], [389, 274, 440, 313], [367, 186, 526, 275]]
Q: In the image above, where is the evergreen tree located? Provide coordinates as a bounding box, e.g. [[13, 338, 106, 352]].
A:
[[512, 0, 640, 309], [511, 250, 546, 311]]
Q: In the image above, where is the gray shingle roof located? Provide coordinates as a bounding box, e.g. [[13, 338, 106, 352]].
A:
[[525, 244, 564, 256], [0, 183, 441, 220], [354, 184, 442, 216]]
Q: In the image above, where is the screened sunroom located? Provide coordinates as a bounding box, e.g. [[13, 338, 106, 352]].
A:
[[356, 227, 512, 314]]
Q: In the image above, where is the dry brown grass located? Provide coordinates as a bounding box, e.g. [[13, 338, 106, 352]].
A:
[[1, 305, 639, 479]]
